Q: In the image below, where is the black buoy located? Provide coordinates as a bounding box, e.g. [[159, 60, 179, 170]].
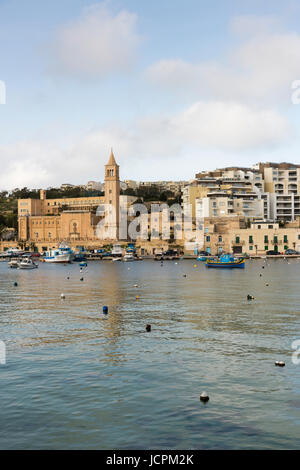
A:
[[183, 274, 187, 278], [200, 392, 209, 403], [80, 277, 84, 281], [103, 306, 108, 315], [14, 282, 18, 287], [247, 294, 254, 300], [146, 324, 151, 332]]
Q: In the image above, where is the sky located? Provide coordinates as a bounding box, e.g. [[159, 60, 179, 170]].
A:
[[1, 0, 300, 189]]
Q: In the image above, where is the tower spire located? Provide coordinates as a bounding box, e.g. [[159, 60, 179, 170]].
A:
[[107, 147, 117, 166]]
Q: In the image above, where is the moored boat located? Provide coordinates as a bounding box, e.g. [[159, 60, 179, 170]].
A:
[[8, 259, 19, 268], [205, 254, 245, 269], [123, 253, 136, 262], [18, 257, 38, 269], [44, 243, 74, 263]]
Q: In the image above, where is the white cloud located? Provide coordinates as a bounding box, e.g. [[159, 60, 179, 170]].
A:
[[0, 101, 290, 190], [146, 17, 300, 104], [48, 3, 141, 79]]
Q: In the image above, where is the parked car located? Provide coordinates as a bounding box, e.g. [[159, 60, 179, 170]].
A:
[[285, 249, 299, 255], [198, 250, 210, 256], [266, 250, 281, 255]]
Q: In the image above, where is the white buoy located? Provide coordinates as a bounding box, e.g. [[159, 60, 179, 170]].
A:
[[200, 392, 209, 402], [61, 293, 65, 299]]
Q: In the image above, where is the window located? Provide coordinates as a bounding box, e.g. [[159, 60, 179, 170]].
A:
[[274, 236, 278, 244], [257, 225, 261, 229], [264, 235, 268, 243], [284, 235, 288, 243], [249, 236, 253, 244], [206, 236, 210, 242], [218, 236, 222, 242], [249, 245, 253, 250], [265, 246, 268, 251], [236, 236, 240, 243], [284, 245, 288, 250], [268, 225, 273, 229]]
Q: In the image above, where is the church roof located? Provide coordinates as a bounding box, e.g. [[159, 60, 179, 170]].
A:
[[106, 148, 118, 166]]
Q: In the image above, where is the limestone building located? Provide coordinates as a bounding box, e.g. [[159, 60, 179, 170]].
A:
[[18, 150, 123, 250]]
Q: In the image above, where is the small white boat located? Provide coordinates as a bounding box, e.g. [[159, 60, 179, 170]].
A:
[[123, 253, 136, 262], [9, 259, 19, 269], [18, 257, 38, 269]]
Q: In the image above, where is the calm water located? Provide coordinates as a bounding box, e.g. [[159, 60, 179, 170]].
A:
[[0, 258, 300, 449]]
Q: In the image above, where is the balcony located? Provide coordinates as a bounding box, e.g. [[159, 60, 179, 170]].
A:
[[232, 240, 245, 246]]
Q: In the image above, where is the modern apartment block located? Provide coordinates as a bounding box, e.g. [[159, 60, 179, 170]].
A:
[[184, 163, 300, 223], [183, 168, 264, 219]]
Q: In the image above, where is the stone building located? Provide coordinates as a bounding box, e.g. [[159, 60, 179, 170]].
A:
[[17, 150, 125, 251]]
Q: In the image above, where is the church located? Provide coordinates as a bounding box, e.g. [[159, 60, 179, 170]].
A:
[[17, 150, 133, 251]]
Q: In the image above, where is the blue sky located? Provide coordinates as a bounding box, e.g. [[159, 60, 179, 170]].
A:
[[1, 0, 300, 189]]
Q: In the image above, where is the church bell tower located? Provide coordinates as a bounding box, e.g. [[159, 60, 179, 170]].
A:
[[104, 149, 120, 240]]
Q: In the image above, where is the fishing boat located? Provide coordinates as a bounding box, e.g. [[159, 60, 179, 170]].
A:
[[18, 257, 38, 269], [44, 243, 74, 263], [205, 254, 245, 269]]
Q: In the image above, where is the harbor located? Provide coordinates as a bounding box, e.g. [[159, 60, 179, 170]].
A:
[[0, 258, 300, 449]]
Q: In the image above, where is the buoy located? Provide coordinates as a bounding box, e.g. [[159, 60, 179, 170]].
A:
[[67, 277, 70, 280], [80, 277, 84, 281], [247, 294, 254, 300], [259, 274, 262, 277], [200, 392, 209, 402], [194, 264, 197, 268], [146, 324, 151, 332], [134, 284, 138, 288], [275, 361, 285, 367], [61, 293, 65, 299], [14, 282, 18, 287], [265, 283, 269, 286], [262, 266, 265, 269], [183, 274, 187, 278], [136, 295, 139, 300], [103, 306, 108, 315]]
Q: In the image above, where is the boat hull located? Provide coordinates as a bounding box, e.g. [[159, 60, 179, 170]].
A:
[[44, 255, 72, 263], [19, 264, 38, 269], [206, 259, 245, 268]]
